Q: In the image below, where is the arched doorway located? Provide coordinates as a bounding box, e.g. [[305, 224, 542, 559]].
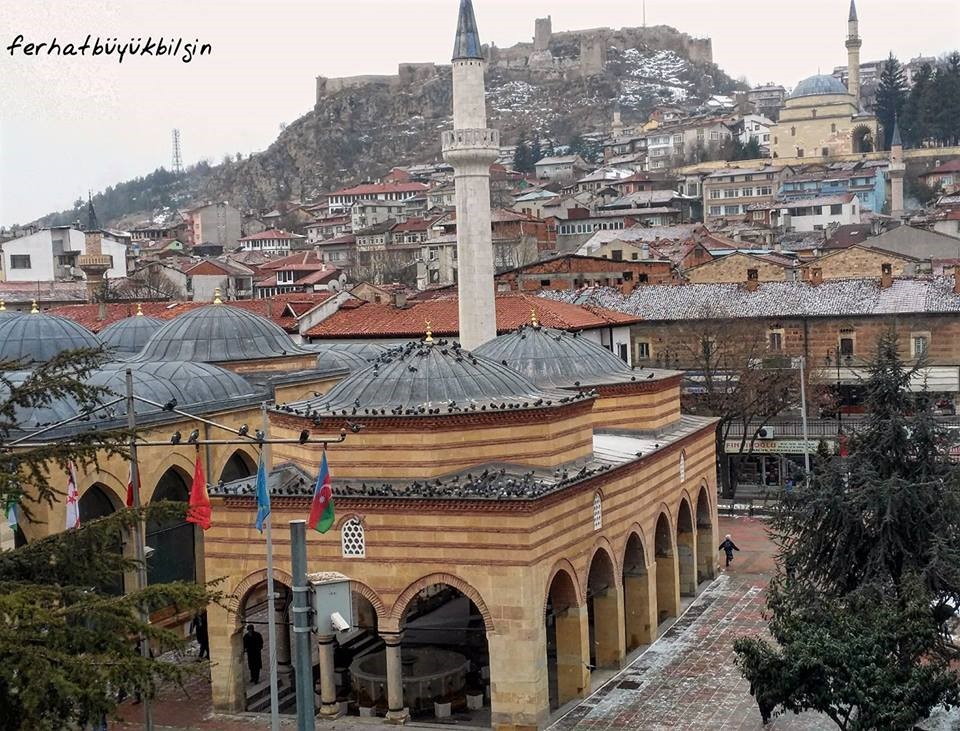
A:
[[79, 483, 123, 595], [676, 499, 697, 597], [146, 467, 196, 585], [586, 549, 621, 669], [545, 568, 585, 710], [654, 513, 678, 622], [696, 486, 715, 583], [240, 580, 294, 711], [334, 591, 384, 715], [622, 534, 654, 651], [852, 125, 874, 153], [394, 581, 490, 719], [219, 450, 257, 484]]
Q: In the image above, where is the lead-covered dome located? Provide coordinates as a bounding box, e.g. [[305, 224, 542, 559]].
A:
[[98, 361, 257, 405], [284, 338, 587, 417], [133, 303, 306, 363], [475, 324, 637, 389], [790, 74, 848, 99], [99, 315, 164, 354], [304, 343, 386, 373], [0, 310, 100, 364]]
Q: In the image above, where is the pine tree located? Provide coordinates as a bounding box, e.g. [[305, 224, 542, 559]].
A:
[[874, 54, 908, 150], [734, 330, 960, 727], [0, 350, 215, 730], [930, 52, 960, 146], [530, 137, 544, 168], [513, 139, 532, 174], [902, 62, 934, 147]]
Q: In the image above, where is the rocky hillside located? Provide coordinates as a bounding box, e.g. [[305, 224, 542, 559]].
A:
[[36, 33, 742, 229]]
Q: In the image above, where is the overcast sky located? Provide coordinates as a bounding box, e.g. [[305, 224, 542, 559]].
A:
[[1, 0, 957, 225]]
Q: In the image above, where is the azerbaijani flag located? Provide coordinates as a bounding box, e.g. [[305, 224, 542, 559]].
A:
[[307, 451, 334, 534], [186, 453, 212, 530], [255, 450, 270, 533]]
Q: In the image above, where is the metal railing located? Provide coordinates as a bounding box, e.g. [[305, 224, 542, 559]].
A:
[[725, 415, 960, 439]]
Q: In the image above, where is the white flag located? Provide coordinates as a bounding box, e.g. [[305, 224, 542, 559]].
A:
[[65, 462, 80, 530]]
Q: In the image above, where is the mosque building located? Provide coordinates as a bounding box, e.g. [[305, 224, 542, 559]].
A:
[[2, 1, 719, 728], [770, 0, 879, 159]]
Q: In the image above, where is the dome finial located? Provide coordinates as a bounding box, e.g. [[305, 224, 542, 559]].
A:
[[136, 303, 143, 316], [30, 300, 38, 314], [530, 307, 540, 328], [425, 320, 434, 344], [213, 287, 223, 304]]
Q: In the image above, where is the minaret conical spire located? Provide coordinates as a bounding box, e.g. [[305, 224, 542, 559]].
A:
[[848, 0, 858, 21], [86, 192, 98, 231], [891, 116, 902, 147], [452, 0, 484, 60]]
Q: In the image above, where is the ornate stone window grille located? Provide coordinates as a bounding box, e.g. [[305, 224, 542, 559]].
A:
[[341, 518, 365, 558], [593, 493, 602, 531]]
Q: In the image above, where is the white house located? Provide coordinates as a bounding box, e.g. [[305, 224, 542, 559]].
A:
[[772, 193, 861, 232], [1, 227, 127, 283], [534, 154, 589, 182], [738, 114, 775, 151], [237, 229, 305, 253]]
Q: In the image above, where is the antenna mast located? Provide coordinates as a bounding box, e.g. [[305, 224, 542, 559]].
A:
[[171, 128, 184, 175]]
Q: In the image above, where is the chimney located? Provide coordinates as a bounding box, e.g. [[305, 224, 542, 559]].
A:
[[810, 267, 823, 286], [98, 300, 107, 321], [640, 242, 650, 260], [745, 268, 759, 292], [773, 240, 782, 253], [880, 262, 892, 289], [394, 292, 407, 309]]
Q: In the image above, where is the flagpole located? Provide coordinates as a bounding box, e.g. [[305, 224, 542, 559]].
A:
[[262, 402, 281, 731], [126, 369, 153, 731]]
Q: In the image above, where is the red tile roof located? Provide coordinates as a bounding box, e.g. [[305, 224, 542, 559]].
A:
[[305, 293, 640, 339], [922, 159, 960, 176], [327, 182, 428, 197], [237, 228, 305, 242], [259, 251, 334, 272], [51, 292, 335, 334]]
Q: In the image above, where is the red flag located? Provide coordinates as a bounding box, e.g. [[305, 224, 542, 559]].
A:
[[186, 453, 212, 530], [125, 462, 138, 508]]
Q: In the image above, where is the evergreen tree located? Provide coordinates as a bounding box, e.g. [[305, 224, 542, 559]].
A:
[[530, 137, 544, 168], [513, 139, 533, 174], [930, 52, 960, 146], [901, 62, 934, 146], [874, 54, 907, 150], [735, 330, 960, 727], [0, 350, 214, 730]]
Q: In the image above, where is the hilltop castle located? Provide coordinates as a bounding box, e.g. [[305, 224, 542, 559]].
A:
[[315, 17, 713, 102]]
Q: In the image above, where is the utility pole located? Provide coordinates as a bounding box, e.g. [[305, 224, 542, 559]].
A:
[[171, 129, 184, 175], [262, 404, 280, 731], [126, 370, 153, 731], [290, 520, 316, 731], [794, 356, 811, 482]]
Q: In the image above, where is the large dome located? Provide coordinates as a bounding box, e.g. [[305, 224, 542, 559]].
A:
[[789, 74, 848, 99], [0, 311, 100, 364], [99, 315, 164, 355], [9, 361, 257, 431], [133, 303, 307, 363], [474, 324, 636, 389], [283, 338, 586, 417]]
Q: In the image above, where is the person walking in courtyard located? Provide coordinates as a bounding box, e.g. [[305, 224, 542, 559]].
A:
[[719, 534, 740, 568], [190, 611, 209, 660], [242, 623, 264, 684]]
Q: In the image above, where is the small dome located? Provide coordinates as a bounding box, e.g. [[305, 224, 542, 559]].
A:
[[99, 315, 164, 354], [98, 361, 257, 405], [133, 304, 305, 363], [286, 338, 582, 417], [0, 311, 100, 364], [789, 74, 848, 99], [474, 325, 635, 389], [304, 343, 386, 372]]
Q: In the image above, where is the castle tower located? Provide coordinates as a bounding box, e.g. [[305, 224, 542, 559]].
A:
[[889, 118, 905, 218], [845, 0, 862, 102], [442, 0, 499, 350]]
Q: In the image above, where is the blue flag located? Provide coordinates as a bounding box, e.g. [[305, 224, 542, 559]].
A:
[[255, 451, 270, 533]]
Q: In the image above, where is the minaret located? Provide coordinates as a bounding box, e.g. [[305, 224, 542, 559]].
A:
[[889, 118, 905, 219], [845, 0, 862, 102], [442, 0, 499, 350]]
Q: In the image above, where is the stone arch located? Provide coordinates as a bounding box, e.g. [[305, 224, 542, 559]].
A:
[[147, 465, 196, 585], [583, 537, 621, 597], [542, 558, 584, 615], [852, 124, 874, 153], [654, 510, 678, 622], [623, 530, 654, 650], [585, 543, 621, 669], [335, 512, 366, 530], [140, 451, 195, 503], [78, 466, 125, 507], [389, 572, 495, 634], [218, 448, 257, 483], [349, 579, 388, 620], [229, 567, 296, 629], [696, 482, 716, 582], [676, 496, 697, 597], [79, 482, 122, 521]]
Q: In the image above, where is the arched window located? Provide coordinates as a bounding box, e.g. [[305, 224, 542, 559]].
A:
[[593, 492, 602, 531], [341, 518, 365, 558], [680, 450, 687, 482]]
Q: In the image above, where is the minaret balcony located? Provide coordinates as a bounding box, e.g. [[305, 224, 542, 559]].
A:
[[77, 254, 112, 275], [442, 128, 500, 152]]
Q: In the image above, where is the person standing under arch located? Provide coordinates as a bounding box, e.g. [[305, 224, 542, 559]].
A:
[[242, 623, 264, 684]]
